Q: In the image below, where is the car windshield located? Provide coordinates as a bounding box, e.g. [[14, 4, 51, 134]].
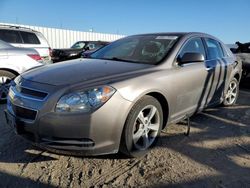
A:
[[71, 41, 86, 49], [0, 39, 13, 49], [91, 35, 179, 64]]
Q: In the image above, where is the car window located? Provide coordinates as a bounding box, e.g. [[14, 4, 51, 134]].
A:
[[91, 35, 179, 65], [205, 38, 224, 60], [20, 31, 40, 44], [223, 45, 233, 57], [0, 29, 22, 43], [179, 38, 206, 59], [102, 38, 139, 58], [86, 43, 96, 50], [0, 39, 13, 48], [71, 41, 86, 49], [93, 43, 104, 49]]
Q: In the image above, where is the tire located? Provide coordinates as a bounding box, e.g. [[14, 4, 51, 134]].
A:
[[120, 95, 163, 158], [0, 70, 16, 103], [222, 78, 239, 106]]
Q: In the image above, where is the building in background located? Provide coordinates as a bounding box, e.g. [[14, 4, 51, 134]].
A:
[[0, 22, 125, 49]]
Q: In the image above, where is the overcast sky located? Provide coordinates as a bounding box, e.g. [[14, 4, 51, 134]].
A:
[[0, 0, 249, 43]]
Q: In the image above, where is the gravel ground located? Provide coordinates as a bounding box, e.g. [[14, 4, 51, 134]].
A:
[[0, 82, 249, 188]]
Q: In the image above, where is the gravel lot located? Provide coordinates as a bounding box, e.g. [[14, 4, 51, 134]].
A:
[[0, 80, 249, 188]]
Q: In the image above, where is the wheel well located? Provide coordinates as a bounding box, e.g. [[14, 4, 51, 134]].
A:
[[234, 73, 240, 82], [146, 92, 169, 129], [0, 68, 19, 76]]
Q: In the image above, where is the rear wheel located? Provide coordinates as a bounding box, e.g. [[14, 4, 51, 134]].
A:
[[120, 96, 163, 158], [0, 70, 16, 103], [223, 78, 239, 106]]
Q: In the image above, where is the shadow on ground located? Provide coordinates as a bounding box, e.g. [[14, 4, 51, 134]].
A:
[[153, 88, 250, 187], [0, 171, 56, 188]]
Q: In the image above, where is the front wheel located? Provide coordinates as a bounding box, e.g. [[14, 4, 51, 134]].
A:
[[0, 70, 16, 103], [223, 78, 239, 106], [120, 96, 163, 158]]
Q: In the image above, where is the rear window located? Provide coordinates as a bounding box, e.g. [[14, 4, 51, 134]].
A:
[[20, 31, 40, 44], [205, 38, 224, 60], [0, 29, 22, 43], [222, 44, 234, 57]]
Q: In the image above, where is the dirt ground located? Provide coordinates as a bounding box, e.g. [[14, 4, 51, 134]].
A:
[[0, 80, 249, 188]]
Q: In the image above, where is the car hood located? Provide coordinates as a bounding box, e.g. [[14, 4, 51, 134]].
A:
[[21, 58, 153, 86]]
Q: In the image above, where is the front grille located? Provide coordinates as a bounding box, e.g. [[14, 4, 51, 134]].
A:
[[17, 86, 48, 100], [12, 104, 37, 120]]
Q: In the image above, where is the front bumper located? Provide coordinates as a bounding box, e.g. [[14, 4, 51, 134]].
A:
[[5, 82, 132, 156]]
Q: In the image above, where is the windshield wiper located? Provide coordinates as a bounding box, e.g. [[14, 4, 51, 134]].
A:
[[106, 57, 141, 64], [90, 57, 148, 64]]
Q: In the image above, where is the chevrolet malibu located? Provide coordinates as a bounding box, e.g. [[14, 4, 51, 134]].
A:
[[5, 33, 242, 157]]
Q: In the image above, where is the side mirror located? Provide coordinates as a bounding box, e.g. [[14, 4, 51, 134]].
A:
[[178, 52, 205, 65]]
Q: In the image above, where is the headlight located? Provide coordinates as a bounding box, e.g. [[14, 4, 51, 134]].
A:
[[55, 86, 116, 113]]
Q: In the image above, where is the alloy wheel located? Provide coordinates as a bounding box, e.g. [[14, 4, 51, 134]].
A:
[[225, 80, 238, 105], [132, 105, 160, 150]]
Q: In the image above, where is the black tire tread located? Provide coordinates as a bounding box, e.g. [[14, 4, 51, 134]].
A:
[[120, 95, 163, 158]]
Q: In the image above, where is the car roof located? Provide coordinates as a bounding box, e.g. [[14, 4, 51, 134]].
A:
[[132, 32, 188, 36], [76, 41, 109, 43], [0, 24, 39, 33], [127, 32, 216, 39], [125, 32, 223, 44]]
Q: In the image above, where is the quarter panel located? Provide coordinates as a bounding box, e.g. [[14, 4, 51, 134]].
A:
[[0, 55, 42, 74]]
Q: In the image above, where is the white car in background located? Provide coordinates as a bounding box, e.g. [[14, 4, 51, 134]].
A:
[[0, 39, 44, 102], [0, 24, 52, 63]]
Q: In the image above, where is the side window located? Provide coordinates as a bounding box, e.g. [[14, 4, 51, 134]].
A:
[[205, 38, 224, 60], [0, 29, 22, 43], [20, 31, 40, 44], [179, 38, 206, 59], [86, 43, 96, 50]]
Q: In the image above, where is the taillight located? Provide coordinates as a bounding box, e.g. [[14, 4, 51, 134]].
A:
[[28, 54, 42, 61]]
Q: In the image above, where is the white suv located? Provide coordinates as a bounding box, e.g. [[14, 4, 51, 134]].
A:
[[0, 40, 44, 102], [0, 24, 52, 63]]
